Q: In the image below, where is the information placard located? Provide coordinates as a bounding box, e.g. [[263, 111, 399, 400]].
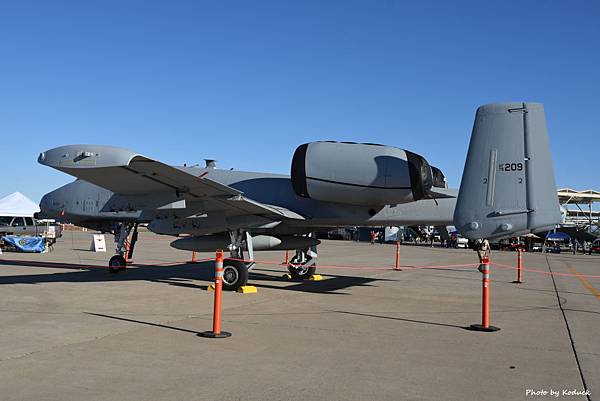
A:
[[90, 234, 107, 252]]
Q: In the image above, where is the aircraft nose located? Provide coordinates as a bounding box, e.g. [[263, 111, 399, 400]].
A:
[[39, 193, 49, 209], [38, 193, 56, 218]]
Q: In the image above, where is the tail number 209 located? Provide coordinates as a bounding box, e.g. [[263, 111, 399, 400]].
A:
[[498, 162, 523, 172]]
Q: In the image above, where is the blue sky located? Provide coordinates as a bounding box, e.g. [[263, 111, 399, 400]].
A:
[[1, 0, 598, 203]]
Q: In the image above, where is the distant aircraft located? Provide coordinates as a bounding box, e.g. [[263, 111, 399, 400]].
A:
[[37, 102, 561, 290]]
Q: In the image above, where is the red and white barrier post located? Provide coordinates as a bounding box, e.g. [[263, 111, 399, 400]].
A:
[[198, 250, 232, 338], [283, 250, 289, 265], [469, 256, 500, 332], [124, 239, 130, 263], [395, 241, 401, 271], [189, 251, 198, 263], [513, 249, 523, 284]]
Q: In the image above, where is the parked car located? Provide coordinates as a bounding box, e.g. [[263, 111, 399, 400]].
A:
[[449, 231, 469, 248], [0, 216, 40, 237]]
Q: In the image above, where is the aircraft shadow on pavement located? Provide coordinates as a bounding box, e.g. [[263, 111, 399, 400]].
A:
[[85, 312, 202, 335], [333, 310, 469, 330], [84, 309, 472, 336], [0, 259, 389, 294]]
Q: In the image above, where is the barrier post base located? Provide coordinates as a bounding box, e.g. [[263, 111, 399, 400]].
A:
[[468, 324, 500, 332], [198, 331, 232, 338], [512, 280, 522, 284]]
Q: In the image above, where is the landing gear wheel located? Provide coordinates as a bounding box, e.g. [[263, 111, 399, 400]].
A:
[[108, 255, 127, 273], [288, 262, 316, 280], [222, 259, 249, 291]]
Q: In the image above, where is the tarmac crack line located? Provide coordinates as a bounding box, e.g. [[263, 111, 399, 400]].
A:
[[546, 256, 592, 401]]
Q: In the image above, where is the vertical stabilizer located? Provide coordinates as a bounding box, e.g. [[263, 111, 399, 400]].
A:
[[454, 102, 560, 240]]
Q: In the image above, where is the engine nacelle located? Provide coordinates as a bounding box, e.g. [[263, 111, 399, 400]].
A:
[[291, 141, 433, 206]]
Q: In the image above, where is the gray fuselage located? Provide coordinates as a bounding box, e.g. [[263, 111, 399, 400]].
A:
[[39, 167, 457, 235]]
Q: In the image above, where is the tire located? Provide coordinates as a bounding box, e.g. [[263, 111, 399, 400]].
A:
[[288, 261, 317, 280], [108, 255, 127, 273], [222, 259, 249, 291]]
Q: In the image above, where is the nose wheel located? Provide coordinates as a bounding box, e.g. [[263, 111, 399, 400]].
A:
[[108, 254, 127, 273], [107, 223, 138, 274]]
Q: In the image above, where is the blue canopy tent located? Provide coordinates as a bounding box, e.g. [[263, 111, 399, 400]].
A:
[[543, 231, 571, 254], [545, 231, 570, 241]]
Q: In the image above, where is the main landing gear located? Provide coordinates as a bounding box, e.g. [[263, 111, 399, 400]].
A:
[[216, 231, 319, 290], [287, 233, 318, 280], [287, 249, 317, 280], [221, 230, 254, 291], [108, 223, 138, 274]]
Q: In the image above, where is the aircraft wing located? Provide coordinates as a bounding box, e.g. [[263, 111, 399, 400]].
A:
[[39, 145, 240, 198], [38, 145, 305, 220]]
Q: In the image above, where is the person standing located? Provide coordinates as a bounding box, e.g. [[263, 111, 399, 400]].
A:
[[474, 239, 491, 264]]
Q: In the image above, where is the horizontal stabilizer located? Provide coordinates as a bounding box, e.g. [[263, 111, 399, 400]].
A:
[[454, 103, 561, 240], [428, 187, 457, 199]]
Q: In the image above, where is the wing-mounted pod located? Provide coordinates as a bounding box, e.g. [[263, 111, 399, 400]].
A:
[[291, 141, 433, 206], [454, 102, 561, 240]]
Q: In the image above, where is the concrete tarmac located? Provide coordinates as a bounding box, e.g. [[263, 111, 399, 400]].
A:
[[0, 231, 598, 401]]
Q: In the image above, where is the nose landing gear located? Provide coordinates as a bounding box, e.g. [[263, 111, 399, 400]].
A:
[[107, 223, 138, 274], [108, 254, 127, 273]]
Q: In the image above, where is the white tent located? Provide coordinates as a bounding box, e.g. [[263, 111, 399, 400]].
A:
[[0, 192, 40, 217]]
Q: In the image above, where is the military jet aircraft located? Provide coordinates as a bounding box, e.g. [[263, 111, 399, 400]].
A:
[[37, 102, 561, 290]]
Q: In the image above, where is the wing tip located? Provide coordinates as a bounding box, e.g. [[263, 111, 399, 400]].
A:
[[38, 144, 142, 169]]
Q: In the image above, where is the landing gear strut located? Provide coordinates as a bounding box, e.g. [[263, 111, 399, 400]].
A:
[[287, 233, 318, 280], [108, 223, 138, 274], [221, 230, 255, 291]]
